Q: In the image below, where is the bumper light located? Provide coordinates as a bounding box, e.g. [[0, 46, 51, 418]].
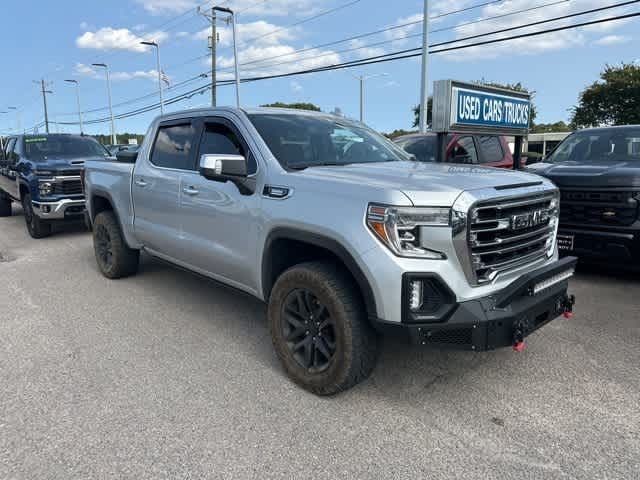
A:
[[531, 269, 574, 296], [409, 280, 423, 310], [367, 204, 450, 259]]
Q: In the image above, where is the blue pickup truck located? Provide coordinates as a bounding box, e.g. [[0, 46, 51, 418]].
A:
[[0, 134, 110, 238]]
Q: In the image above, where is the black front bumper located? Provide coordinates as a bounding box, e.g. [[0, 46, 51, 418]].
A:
[[558, 227, 640, 267], [376, 257, 577, 351]]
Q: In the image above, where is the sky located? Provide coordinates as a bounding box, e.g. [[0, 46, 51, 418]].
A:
[[0, 0, 637, 137]]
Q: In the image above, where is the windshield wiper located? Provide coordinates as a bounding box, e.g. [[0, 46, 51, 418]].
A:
[[288, 162, 351, 170]]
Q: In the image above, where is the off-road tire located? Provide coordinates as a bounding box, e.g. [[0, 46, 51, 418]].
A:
[[93, 211, 139, 279], [22, 193, 51, 238], [0, 195, 11, 217], [268, 261, 378, 395]]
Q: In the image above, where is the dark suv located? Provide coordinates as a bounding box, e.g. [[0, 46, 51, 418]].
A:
[[0, 134, 109, 238], [527, 126, 640, 267], [394, 133, 517, 168]]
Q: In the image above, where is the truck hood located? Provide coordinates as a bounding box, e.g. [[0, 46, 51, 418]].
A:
[[36, 156, 106, 173], [526, 159, 640, 188], [296, 161, 550, 205]]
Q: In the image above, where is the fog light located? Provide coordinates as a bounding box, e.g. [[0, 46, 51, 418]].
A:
[[39, 182, 53, 196], [409, 280, 423, 311]]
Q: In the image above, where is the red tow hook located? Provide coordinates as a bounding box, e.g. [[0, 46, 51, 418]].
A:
[[513, 341, 525, 352], [563, 311, 573, 319], [562, 294, 576, 319]]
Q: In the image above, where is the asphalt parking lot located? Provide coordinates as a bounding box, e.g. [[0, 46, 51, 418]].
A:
[[1, 206, 638, 480]]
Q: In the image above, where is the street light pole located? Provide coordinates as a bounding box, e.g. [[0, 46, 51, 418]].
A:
[[92, 63, 116, 144], [418, 0, 430, 133], [213, 6, 240, 107], [140, 41, 165, 114], [64, 80, 84, 134]]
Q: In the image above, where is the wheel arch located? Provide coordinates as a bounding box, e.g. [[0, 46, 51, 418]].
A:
[[262, 228, 378, 321]]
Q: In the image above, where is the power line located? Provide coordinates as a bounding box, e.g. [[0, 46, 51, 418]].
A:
[[59, 10, 639, 128]]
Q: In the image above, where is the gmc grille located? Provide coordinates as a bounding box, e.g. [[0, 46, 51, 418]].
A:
[[560, 190, 638, 227], [469, 193, 558, 283]]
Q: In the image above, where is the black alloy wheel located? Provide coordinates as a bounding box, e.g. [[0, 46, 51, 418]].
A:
[[282, 288, 337, 373]]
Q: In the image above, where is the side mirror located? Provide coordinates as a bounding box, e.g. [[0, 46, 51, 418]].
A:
[[116, 149, 138, 163], [522, 151, 543, 165], [199, 154, 248, 180]]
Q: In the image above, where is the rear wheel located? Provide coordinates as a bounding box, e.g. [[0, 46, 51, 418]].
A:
[[0, 195, 11, 217], [268, 261, 378, 395], [93, 211, 140, 279], [22, 193, 51, 238]]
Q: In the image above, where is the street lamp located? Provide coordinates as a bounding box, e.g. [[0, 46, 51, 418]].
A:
[[140, 41, 165, 114], [7, 106, 22, 133], [92, 63, 116, 145], [353, 73, 388, 123], [64, 79, 84, 134], [213, 6, 240, 107], [418, 0, 431, 133]]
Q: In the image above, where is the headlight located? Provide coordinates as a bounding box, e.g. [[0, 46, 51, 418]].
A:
[[39, 182, 53, 196], [366, 204, 450, 259], [546, 192, 560, 258]]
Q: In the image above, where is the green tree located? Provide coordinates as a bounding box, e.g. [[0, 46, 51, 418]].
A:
[[531, 121, 570, 133], [384, 129, 417, 139], [571, 63, 640, 128], [261, 102, 321, 112], [414, 81, 538, 129]]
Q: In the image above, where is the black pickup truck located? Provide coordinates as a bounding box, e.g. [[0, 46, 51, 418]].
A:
[[527, 126, 640, 268]]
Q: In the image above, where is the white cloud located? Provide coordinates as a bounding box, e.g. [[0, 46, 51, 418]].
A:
[[593, 35, 631, 46], [193, 20, 295, 48], [290, 80, 303, 92], [384, 13, 422, 47], [136, 0, 196, 15], [421, 0, 636, 61], [349, 39, 387, 59], [73, 63, 165, 83], [76, 27, 168, 52]]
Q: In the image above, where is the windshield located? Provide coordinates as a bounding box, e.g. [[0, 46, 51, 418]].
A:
[[547, 128, 640, 163], [248, 113, 409, 169], [24, 136, 109, 160]]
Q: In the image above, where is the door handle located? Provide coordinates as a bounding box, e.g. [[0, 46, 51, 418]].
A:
[[135, 178, 148, 187], [182, 186, 199, 196]]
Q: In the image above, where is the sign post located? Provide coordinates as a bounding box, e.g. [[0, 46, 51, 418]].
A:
[[432, 80, 531, 169]]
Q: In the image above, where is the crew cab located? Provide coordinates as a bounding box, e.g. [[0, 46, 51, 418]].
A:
[[0, 134, 109, 238], [394, 132, 519, 168], [527, 125, 640, 268], [84, 107, 576, 395]]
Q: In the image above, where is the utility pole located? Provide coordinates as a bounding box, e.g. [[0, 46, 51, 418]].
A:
[[198, 6, 218, 107], [353, 73, 388, 123], [213, 6, 240, 107], [418, 0, 430, 133], [33, 80, 52, 134], [64, 79, 84, 134]]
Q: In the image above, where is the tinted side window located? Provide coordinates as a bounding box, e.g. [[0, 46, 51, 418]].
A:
[[448, 136, 478, 163], [400, 138, 438, 163], [478, 136, 504, 163], [199, 122, 257, 174], [150, 123, 196, 170]]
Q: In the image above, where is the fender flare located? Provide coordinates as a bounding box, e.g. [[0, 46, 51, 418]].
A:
[[262, 227, 378, 321]]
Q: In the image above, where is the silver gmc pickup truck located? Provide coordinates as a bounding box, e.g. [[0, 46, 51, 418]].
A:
[[84, 107, 576, 395]]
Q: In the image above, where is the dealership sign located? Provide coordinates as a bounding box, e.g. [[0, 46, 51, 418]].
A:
[[432, 80, 531, 134]]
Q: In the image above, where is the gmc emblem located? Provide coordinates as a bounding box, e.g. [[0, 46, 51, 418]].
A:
[[510, 209, 548, 230]]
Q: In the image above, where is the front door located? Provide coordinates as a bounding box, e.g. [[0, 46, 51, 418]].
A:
[[178, 117, 261, 292], [132, 120, 198, 260]]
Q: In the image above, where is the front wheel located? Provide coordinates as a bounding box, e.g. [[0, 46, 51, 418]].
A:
[[22, 194, 51, 238], [268, 261, 378, 395], [93, 211, 140, 279]]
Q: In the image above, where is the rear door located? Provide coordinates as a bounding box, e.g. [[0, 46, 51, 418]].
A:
[[132, 119, 198, 260], [477, 135, 510, 168], [0, 138, 19, 199]]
